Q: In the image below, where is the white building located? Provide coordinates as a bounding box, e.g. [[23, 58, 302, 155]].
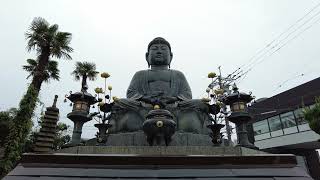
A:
[[249, 77, 320, 180]]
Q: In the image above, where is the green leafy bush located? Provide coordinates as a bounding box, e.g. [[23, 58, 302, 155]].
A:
[[0, 86, 38, 177], [303, 97, 320, 134]]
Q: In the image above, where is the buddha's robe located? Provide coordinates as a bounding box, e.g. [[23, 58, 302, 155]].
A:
[[110, 69, 211, 133]]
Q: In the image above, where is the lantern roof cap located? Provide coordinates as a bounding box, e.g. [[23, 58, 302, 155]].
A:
[[223, 89, 253, 105], [67, 91, 97, 105]]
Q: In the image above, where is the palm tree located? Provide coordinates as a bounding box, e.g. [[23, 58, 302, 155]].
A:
[[0, 17, 72, 177], [71, 61, 99, 91], [23, 59, 60, 82], [25, 17, 73, 91]]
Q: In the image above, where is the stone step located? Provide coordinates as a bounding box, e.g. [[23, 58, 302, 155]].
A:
[[43, 114, 59, 120], [42, 118, 58, 124], [35, 141, 52, 148], [36, 136, 54, 142], [40, 127, 56, 133], [46, 107, 59, 112], [41, 123, 57, 128], [34, 147, 52, 152], [37, 132, 55, 138], [45, 112, 59, 117]]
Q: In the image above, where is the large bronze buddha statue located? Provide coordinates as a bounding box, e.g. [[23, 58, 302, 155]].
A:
[[109, 37, 211, 134]]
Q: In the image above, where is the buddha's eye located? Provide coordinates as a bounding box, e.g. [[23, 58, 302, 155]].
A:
[[161, 47, 167, 50]]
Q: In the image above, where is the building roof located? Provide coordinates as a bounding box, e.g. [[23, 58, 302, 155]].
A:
[[249, 77, 320, 121]]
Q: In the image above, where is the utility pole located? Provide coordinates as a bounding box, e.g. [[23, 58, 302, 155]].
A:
[[217, 66, 232, 145], [208, 66, 249, 145]]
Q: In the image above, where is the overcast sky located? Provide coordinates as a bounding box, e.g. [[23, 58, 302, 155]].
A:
[[1, 0, 320, 138]]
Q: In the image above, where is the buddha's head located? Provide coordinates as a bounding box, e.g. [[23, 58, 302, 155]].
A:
[[146, 37, 173, 68]]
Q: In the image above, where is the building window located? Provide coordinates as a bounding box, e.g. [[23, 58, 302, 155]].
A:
[[268, 115, 282, 131], [280, 111, 298, 134], [281, 112, 296, 128], [253, 120, 269, 135], [268, 115, 284, 137], [294, 108, 307, 125]]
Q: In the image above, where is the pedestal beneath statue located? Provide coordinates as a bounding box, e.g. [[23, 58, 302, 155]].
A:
[[85, 131, 229, 146], [5, 147, 312, 179]]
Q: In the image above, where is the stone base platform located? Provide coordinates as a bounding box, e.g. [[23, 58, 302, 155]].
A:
[[86, 131, 229, 146], [57, 145, 264, 156], [5, 150, 312, 179]]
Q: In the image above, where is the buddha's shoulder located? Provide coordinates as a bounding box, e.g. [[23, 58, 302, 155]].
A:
[[170, 69, 186, 76], [133, 70, 148, 76], [132, 69, 185, 76]]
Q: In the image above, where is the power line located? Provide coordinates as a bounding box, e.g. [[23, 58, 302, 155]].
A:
[[235, 14, 320, 84], [233, 2, 320, 82], [247, 15, 320, 74], [273, 73, 305, 92], [244, 10, 320, 72], [239, 2, 320, 72]]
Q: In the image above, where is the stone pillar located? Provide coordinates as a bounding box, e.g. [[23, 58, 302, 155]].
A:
[[71, 121, 84, 144], [34, 95, 59, 153], [236, 123, 251, 147]]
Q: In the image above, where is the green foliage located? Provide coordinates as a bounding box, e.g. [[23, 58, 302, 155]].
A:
[[71, 61, 99, 81], [23, 122, 71, 152], [25, 17, 73, 60], [53, 122, 71, 150], [0, 108, 17, 146], [25, 17, 72, 92], [1, 17, 73, 178], [0, 86, 38, 177], [303, 97, 320, 134], [23, 59, 60, 82]]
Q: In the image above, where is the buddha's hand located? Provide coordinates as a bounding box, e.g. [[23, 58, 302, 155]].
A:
[[139, 95, 154, 104], [161, 96, 179, 104]]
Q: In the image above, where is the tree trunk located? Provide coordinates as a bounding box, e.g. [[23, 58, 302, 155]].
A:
[[81, 74, 87, 92], [31, 47, 50, 92]]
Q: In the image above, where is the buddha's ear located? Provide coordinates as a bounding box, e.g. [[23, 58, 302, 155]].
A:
[[169, 52, 173, 68], [145, 52, 150, 68]]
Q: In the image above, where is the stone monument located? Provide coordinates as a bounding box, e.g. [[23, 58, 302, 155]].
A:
[[106, 37, 212, 135], [4, 37, 313, 180]]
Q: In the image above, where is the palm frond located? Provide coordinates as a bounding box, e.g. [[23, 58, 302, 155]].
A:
[[22, 59, 38, 79], [25, 17, 50, 52], [51, 32, 73, 59], [47, 60, 60, 81], [25, 17, 73, 61], [71, 61, 98, 81], [22, 58, 60, 82]]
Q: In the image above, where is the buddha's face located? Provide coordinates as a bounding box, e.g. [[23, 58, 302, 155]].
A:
[[146, 43, 172, 66]]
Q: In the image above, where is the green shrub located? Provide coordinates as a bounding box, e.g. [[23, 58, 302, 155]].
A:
[[0, 86, 38, 177], [303, 97, 320, 134]]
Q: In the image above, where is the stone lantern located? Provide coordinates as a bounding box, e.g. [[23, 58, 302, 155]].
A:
[[222, 84, 258, 149], [66, 89, 97, 145]]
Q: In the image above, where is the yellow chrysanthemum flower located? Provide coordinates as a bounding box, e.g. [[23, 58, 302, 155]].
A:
[[208, 72, 216, 78], [101, 72, 110, 78]]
